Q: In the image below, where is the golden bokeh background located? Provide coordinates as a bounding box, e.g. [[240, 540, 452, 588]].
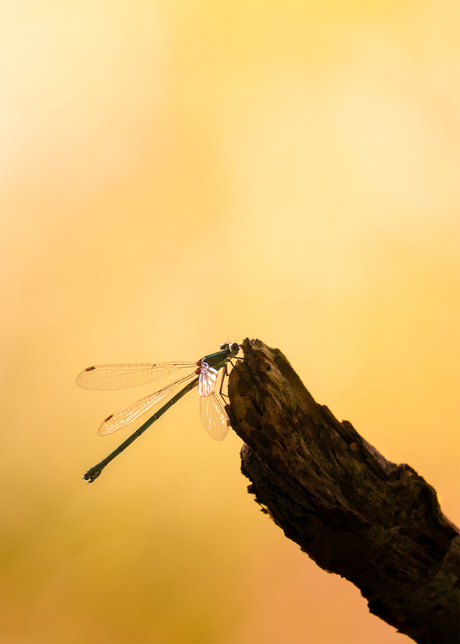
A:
[[1, 2, 458, 643]]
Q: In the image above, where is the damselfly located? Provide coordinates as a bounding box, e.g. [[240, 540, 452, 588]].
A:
[[77, 342, 240, 482]]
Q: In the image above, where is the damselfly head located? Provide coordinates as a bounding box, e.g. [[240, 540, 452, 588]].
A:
[[220, 342, 240, 355], [230, 342, 240, 355]]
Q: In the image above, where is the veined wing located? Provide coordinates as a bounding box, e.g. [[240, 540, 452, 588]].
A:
[[77, 362, 195, 390], [98, 373, 196, 435], [199, 393, 230, 441], [198, 363, 218, 397]]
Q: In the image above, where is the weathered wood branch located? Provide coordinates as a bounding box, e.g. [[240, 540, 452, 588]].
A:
[[227, 339, 459, 644]]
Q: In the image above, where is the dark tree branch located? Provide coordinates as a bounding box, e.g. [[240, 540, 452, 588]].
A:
[[227, 339, 459, 644]]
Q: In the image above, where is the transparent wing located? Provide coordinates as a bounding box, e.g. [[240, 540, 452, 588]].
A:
[[77, 362, 195, 390], [98, 374, 195, 435], [199, 393, 230, 441], [198, 365, 218, 397]]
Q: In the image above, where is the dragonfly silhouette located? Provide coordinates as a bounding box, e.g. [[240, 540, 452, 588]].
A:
[[77, 342, 240, 482]]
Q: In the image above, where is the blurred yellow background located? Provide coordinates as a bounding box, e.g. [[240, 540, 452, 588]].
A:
[[1, 2, 458, 643]]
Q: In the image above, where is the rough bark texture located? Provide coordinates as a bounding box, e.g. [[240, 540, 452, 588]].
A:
[[227, 339, 460, 644]]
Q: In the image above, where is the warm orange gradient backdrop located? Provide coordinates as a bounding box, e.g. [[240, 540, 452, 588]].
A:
[[1, 2, 458, 643]]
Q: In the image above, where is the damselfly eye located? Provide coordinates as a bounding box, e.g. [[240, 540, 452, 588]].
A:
[[220, 342, 229, 351], [229, 343, 239, 355]]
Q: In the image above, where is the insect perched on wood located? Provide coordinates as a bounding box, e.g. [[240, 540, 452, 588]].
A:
[[77, 342, 240, 482]]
